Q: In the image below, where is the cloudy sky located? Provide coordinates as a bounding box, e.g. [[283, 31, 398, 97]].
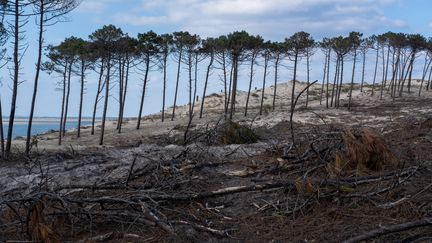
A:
[[2, 0, 431, 118]]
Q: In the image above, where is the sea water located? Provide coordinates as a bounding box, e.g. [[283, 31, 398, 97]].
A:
[[1, 121, 91, 139]]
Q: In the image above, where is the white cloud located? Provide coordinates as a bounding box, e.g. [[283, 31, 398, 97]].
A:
[[112, 0, 407, 39]]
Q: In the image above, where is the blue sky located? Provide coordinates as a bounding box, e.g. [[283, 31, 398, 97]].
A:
[[1, 0, 431, 118]]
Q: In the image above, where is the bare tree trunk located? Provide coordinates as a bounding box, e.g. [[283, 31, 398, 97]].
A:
[[26, 0, 44, 154], [372, 45, 379, 96], [384, 45, 390, 85], [119, 57, 130, 133], [348, 51, 358, 110], [325, 49, 331, 108], [191, 52, 198, 120], [320, 50, 329, 105], [199, 52, 214, 118], [137, 56, 150, 130], [427, 65, 432, 91], [59, 65, 67, 145], [99, 56, 111, 145], [0, 96, 5, 156], [91, 60, 104, 135], [6, 0, 20, 155], [62, 61, 72, 137], [116, 57, 124, 130], [305, 51, 311, 108], [229, 55, 238, 120], [336, 57, 344, 108], [188, 54, 193, 117], [360, 50, 366, 92], [161, 54, 167, 122], [226, 61, 233, 117], [272, 56, 280, 111], [330, 57, 340, 107], [171, 49, 183, 121], [77, 60, 85, 138], [290, 52, 298, 111], [259, 54, 269, 115], [245, 54, 256, 116], [222, 53, 228, 116]]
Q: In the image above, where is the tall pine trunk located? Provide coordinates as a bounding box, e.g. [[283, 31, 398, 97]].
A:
[[6, 0, 20, 155], [77, 60, 85, 138], [199, 51, 214, 118], [320, 50, 329, 105], [229, 55, 238, 120], [161, 53, 168, 122], [26, 0, 44, 154], [245, 54, 256, 116], [0, 96, 5, 156], [59, 64, 67, 145], [99, 56, 111, 145], [272, 55, 280, 111], [360, 50, 366, 92], [91, 60, 104, 135], [62, 61, 72, 137], [348, 51, 357, 110], [305, 52, 311, 108], [119, 57, 130, 133], [259, 54, 269, 115], [171, 49, 183, 121], [137, 56, 150, 129], [290, 52, 298, 111]]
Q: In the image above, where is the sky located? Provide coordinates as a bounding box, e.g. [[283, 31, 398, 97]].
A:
[[1, 0, 431, 118]]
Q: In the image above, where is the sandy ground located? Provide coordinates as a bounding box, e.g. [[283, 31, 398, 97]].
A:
[[12, 79, 432, 152]]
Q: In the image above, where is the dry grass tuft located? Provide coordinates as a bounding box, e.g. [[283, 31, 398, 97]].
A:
[[327, 128, 398, 177], [27, 199, 59, 243]]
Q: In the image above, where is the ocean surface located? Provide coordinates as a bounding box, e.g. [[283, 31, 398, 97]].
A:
[[2, 121, 91, 139]]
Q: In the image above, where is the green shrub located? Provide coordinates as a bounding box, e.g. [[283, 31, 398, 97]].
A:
[[217, 121, 258, 145]]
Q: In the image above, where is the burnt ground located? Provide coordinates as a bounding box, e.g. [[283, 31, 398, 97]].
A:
[[0, 97, 432, 242]]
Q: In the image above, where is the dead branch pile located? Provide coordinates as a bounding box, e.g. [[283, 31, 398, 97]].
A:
[[0, 126, 430, 242]]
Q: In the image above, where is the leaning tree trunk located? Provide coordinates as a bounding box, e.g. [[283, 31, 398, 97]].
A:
[[99, 56, 111, 145], [91, 60, 105, 135], [137, 56, 150, 130], [191, 52, 199, 119], [6, 0, 20, 155], [348, 50, 358, 110], [25, 1, 44, 154], [171, 49, 183, 121], [77, 60, 85, 138], [259, 54, 269, 115], [62, 61, 73, 137], [199, 51, 214, 118], [245, 53, 257, 117]]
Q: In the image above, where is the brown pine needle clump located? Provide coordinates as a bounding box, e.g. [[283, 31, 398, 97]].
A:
[[327, 128, 398, 177]]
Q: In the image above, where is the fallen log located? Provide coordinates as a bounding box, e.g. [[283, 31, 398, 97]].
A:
[[343, 217, 432, 243]]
